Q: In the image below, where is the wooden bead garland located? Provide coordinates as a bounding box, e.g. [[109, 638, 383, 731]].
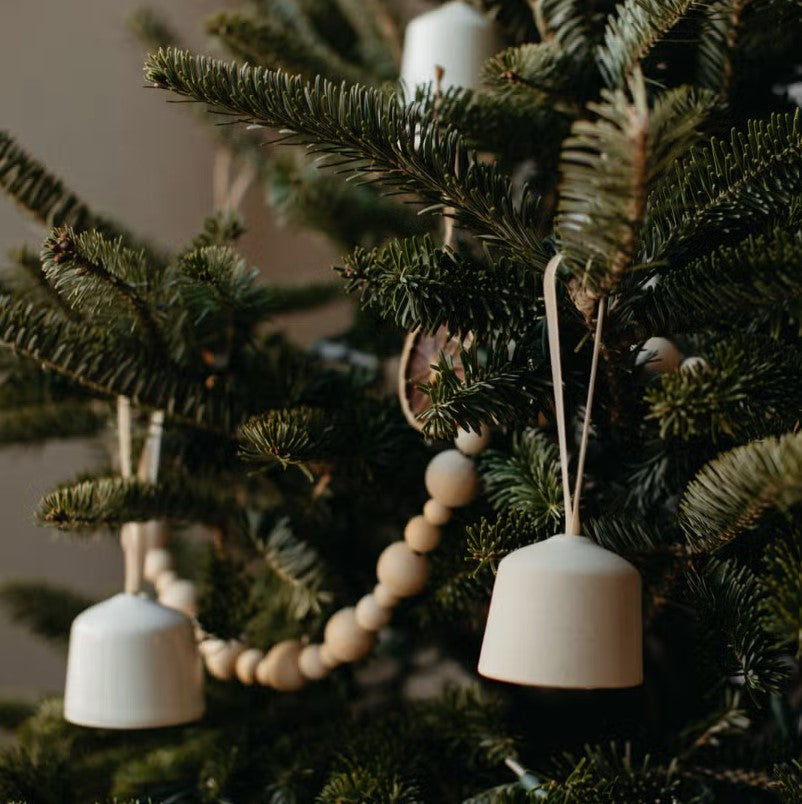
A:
[[424, 449, 479, 507], [404, 515, 441, 553], [235, 648, 264, 685], [142, 427, 490, 690], [325, 607, 377, 663]]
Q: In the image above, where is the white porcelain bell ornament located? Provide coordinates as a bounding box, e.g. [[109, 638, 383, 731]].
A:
[[400, 1, 499, 98], [64, 401, 204, 728], [478, 257, 643, 689]]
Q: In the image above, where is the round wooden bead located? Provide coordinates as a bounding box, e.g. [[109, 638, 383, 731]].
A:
[[681, 356, 709, 374], [355, 593, 392, 631], [256, 640, 306, 691], [404, 515, 441, 554], [203, 639, 244, 680], [319, 643, 341, 670], [154, 569, 178, 595], [637, 336, 681, 374], [143, 548, 173, 583], [199, 637, 226, 657], [376, 541, 430, 598], [373, 583, 400, 609], [324, 607, 376, 663], [298, 644, 330, 681], [158, 579, 198, 618], [454, 425, 490, 455], [235, 648, 264, 685], [424, 449, 478, 508], [423, 498, 452, 526]]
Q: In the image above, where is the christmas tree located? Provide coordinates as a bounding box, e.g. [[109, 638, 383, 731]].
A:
[[1, 0, 802, 800]]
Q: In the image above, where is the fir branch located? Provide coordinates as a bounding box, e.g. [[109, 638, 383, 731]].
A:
[[696, 0, 747, 97], [337, 235, 537, 338], [36, 474, 246, 534], [640, 111, 802, 262], [645, 336, 802, 443], [197, 548, 253, 639], [206, 10, 367, 84], [416, 338, 548, 440], [143, 48, 547, 270], [186, 212, 245, 251], [0, 294, 229, 428], [596, 0, 698, 88], [332, 0, 399, 79], [465, 510, 544, 575], [5, 245, 79, 320], [254, 516, 333, 618], [238, 406, 336, 479], [0, 581, 94, 646], [679, 431, 802, 553], [0, 401, 105, 444], [41, 228, 167, 351], [0, 132, 164, 264], [759, 526, 802, 658], [478, 429, 563, 529], [685, 558, 786, 695], [558, 78, 713, 295], [0, 699, 37, 731], [267, 150, 428, 248], [631, 224, 802, 334]]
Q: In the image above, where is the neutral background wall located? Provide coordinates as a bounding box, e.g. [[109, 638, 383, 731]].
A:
[[0, 1, 346, 695]]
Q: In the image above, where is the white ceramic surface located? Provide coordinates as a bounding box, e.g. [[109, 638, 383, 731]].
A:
[[478, 535, 643, 688], [64, 593, 204, 728]]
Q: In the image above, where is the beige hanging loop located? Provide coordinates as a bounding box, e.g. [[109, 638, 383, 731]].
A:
[[478, 254, 642, 689], [543, 255, 606, 536]]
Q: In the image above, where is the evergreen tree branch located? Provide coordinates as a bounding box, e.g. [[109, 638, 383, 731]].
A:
[[206, 10, 368, 85], [36, 474, 247, 534], [596, 0, 698, 88], [0, 582, 95, 646], [337, 235, 537, 339], [254, 516, 333, 618], [0, 294, 229, 429], [759, 526, 802, 659], [558, 77, 714, 295], [41, 228, 167, 352], [630, 224, 802, 334], [0, 401, 105, 444], [679, 431, 802, 553], [645, 335, 802, 443], [640, 111, 802, 263], [478, 429, 563, 528], [685, 558, 786, 695], [416, 338, 548, 440], [143, 48, 547, 270], [0, 132, 164, 264]]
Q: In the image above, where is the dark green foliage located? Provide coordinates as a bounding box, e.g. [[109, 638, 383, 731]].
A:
[[0, 582, 94, 647], [338, 235, 537, 338], [0, 0, 801, 799], [416, 337, 548, 439], [759, 526, 802, 658], [143, 48, 548, 271], [479, 429, 562, 529], [596, 0, 696, 88], [37, 473, 247, 534], [685, 558, 787, 695], [632, 224, 802, 334], [640, 110, 802, 263], [0, 401, 104, 443], [645, 335, 802, 442], [680, 431, 802, 553]]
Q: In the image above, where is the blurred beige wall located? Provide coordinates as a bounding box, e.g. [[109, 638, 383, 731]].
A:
[[0, 0, 344, 694]]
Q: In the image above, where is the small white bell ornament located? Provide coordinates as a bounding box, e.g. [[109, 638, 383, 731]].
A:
[[64, 400, 204, 728], [478, 258, 643, 689], [400, 1, 499, 98]]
